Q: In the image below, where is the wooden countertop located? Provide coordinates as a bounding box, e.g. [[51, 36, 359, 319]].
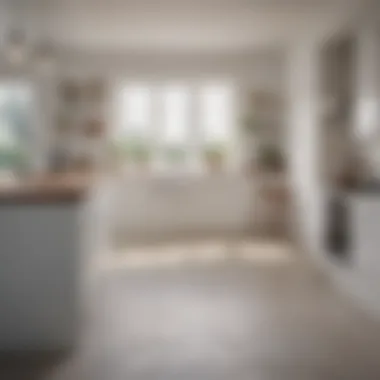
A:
[[0, 174, 93, 205]]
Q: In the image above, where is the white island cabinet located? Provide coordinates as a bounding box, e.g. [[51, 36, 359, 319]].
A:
[[0, 178, 94, 352]]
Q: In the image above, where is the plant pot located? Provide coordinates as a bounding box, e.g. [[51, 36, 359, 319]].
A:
[[256, 145, 285, 175], [163, 147, 187, 169], [205, 156, 224, 172], [202, 144, 227, 173]]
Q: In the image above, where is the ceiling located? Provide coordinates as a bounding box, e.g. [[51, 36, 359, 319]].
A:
[[3, 0, 363, 53]]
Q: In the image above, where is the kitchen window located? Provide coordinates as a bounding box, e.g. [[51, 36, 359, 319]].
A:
[[113, 81, 236, 174], [0, 83, 33, 177]]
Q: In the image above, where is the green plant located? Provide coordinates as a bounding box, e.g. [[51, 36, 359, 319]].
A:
[[204, 142, 227, 155], [241, 112, 275, 138], [109, 140, 127, 159], [110, 139, 151, 163], [129, 144, 151, 163], [256, 144, 285, 173], [203, 143, 227, 165], [0, 147, 27, 171], [241, 113, 259, 135], [163, 146, 187, 164]]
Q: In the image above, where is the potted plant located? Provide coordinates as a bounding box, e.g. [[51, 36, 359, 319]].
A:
[[108, 140, 126, 168], [108, 139, 131, 172], [128, 143, 151, 171], [240, 106, 282, 176], [203, 143, 226, 172], [256, 143, 285, 174], [241, 112, 262, 137], [163, 145, 187, 168], [108, 138, 151, 171]]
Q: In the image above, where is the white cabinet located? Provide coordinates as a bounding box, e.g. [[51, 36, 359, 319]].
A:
[[0, 202, 85, 351]]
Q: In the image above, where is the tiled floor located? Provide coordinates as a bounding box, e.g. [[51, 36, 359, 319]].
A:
[[11, 240, 380, 379]]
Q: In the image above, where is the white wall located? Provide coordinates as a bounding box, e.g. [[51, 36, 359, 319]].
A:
[[288, 40, 324, 258], [57, 50, 285, 88], [354, 10, 380, 174]]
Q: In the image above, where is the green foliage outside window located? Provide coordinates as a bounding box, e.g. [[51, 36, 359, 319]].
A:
[[162, 146, 187, 165], [111, 138, 151, 164], [0, 147, 27, 171], [0, 91, 31, 173]]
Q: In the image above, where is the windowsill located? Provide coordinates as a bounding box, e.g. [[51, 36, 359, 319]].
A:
[[111, 170, 251, 198], [112, 166, 245, 179]]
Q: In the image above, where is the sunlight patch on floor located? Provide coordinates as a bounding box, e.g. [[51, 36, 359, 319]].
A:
[[106, 240, 294, 270]]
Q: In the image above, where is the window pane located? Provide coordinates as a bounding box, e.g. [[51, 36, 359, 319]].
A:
[[114, 85, 152, 171], [200, 84, 233, 143], [120, 85, 151, 138], [162, 86, 189, 144], [0, 85, 32, 172]]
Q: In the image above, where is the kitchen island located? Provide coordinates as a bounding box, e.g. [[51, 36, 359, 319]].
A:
[[0, 174, 97, 352]]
